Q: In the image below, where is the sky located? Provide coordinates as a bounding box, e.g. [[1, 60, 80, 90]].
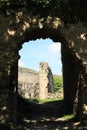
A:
[[19, 38, 62, 75]]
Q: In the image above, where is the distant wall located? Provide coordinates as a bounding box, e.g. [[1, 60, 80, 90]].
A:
[[18, 67, 39, 98], [18, 67, 39, 83], [18, 62, 54, 99]]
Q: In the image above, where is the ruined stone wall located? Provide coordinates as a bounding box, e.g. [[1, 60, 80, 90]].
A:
[[0, 5, 87, 124], [39, 62, 54, 99], [18, 62, 54, 99], [18, 67, 39, 84], [18, 67, 39, 99]]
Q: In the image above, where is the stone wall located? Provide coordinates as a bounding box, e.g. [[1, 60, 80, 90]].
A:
[[18, 67, 39, 84], [39, 62, 54, 99], [18, 67, 39, 99], [18, 62, 54, 99], [0, 4, 87, 124]]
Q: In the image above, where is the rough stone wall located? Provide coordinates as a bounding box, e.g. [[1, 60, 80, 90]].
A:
[[0, 6, 87, 124], [39, 62, 54, 99], [18, 67, 39, 84], [18, 81, 39, 99], [61, 43, 81, 113], [18, 62, 54, 99], [48, 67, 54, 93], [18, 67, 39, 99]]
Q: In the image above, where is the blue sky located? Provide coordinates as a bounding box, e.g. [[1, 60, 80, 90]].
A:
[[19, 38, 62, 75]]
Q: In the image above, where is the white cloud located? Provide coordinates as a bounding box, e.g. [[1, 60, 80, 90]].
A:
[[49, 42, 61, 55], [18, 61, 25, 67], [48, 42, 62, 75]]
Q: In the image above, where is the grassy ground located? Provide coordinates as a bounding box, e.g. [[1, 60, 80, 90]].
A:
[[0, 96, 87, 130], [13, 95, 87, 130]]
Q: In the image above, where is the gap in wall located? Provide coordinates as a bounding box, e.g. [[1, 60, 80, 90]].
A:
[[18, 38, 63, 101]]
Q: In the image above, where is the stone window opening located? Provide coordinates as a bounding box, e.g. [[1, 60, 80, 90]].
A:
[[12, 27, 81, 121], [18, 38, 63, 100], [0, 4, 86, 125]]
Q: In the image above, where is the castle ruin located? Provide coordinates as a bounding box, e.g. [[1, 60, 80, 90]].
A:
[[0, 1, 87, 125], [18, 62, 54, 99]]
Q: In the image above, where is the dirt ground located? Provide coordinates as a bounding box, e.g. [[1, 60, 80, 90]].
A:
[[16, 96, 87, 130]]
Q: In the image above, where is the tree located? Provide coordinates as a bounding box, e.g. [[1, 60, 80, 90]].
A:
[[53, 75, 63, 92], [0, 0, 87, 24]]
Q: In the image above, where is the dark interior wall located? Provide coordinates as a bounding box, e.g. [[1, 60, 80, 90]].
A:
[[8, 60, 18, 123], [61, 43, 80, 113], [0, 2, 87, 125], [0, 17, 86, 124], [0, 46, 19, 123]]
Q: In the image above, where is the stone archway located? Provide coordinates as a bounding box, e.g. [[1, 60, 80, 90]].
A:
[[18, 33, 80, 111], [0, 8, 87, 124]]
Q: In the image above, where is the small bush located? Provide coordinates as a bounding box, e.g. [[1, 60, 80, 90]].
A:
[[53, 75, 63, 92]]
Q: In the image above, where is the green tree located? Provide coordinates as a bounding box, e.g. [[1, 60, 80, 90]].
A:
[[53, 75, 63, 92], [0, 0, 87, 24]]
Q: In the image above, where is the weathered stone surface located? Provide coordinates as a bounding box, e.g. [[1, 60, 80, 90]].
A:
[[18, 62, 54, 99], [39, 62, 54, 99], [18, 67, 39, 84], [18, 67, 39, 99], [0, 4, 87, 124]]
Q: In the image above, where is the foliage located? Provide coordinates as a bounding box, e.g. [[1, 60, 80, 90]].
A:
[[32, 0, 50, 4], [63, 114, 75, 120], [53, 75, 63, 92], [38, 98, 63, 104], [0, 0, 87, 24]]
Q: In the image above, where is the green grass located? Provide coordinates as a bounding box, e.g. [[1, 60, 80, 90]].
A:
[[63, 114, 75, 120], [37, 97, 63, 104]]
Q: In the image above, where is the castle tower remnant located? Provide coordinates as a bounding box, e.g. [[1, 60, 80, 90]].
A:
[[39, 62, 54, 99]]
